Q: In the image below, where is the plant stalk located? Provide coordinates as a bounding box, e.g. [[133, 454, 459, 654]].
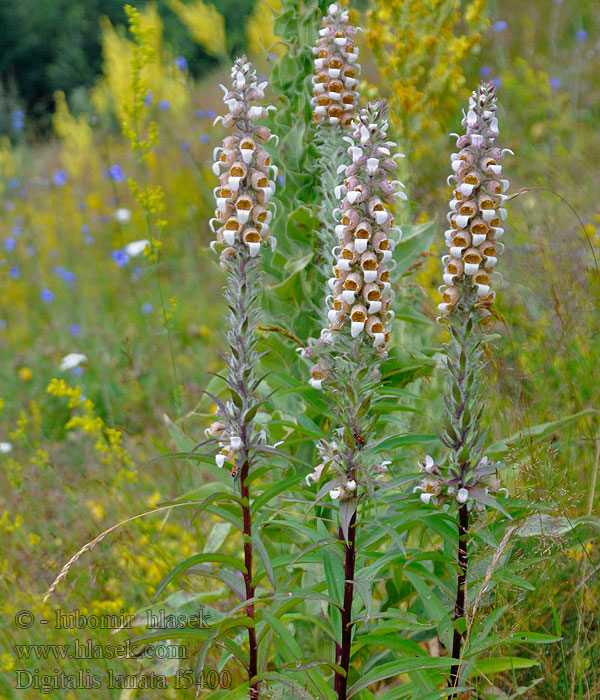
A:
[[240, 458, 260, 698], [335, 510, 357, 700], [450, 503, 470, 691]]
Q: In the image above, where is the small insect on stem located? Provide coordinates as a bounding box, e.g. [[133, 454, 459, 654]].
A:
[[231, 463, 240, 479], [353, 432, 367, 449]]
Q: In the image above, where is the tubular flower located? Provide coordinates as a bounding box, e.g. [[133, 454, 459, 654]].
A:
[[312, 2, 360, 128], [327, 100, 405, 351], [439, 81, 512, 318], [211, 57, 278, 265]]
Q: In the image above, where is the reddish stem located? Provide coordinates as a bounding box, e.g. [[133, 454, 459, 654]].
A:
[[334, 511, 357, 700], [240, 459, 260, 699], [449, 504, 469, 693]]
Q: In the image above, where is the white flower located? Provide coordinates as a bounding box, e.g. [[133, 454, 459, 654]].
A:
[[346, 479, 357, 492], [114, 208, 132, 224], [124, 239, 150, 257], [457, 488, 469, 504], [420, 455, 436, 473], [59, 353, 88, 371], [216, 453, 226, 468], [0, 442, 13, 454], [230, 436, 242, 451], [329, 487, 341, 500], [420, 492, 434, 505], [306, 462, 325, 486]]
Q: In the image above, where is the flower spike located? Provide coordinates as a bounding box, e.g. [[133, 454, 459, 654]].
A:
[[312, 2, 360, 128], [211, 57, 278, 265], [439, 82, 510, 318], [326, 99, 404, 352]]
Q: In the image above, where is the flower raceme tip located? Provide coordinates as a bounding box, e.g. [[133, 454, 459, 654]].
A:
[[210, 57, 278, 266], [312, 2, 360, 128], [438, 81, 512, 318]]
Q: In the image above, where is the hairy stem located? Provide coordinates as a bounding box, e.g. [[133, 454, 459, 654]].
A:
[[226, 252, 261, 697], [450, 503, 469, 691], [335, 511, 357, 700], [240, 458, 259, 698]]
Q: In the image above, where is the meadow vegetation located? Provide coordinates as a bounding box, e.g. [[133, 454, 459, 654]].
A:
[[0, 0, 599, 698]]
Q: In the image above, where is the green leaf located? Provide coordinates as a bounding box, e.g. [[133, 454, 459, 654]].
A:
[[486, 409, 596, 457], [339, 499, 357, 546], [163, 413, 196, 452], [516, 513, 600, 537], [252, 529, 276, 589], [404, 570, 453, 651], [472, 657, 539, 676], [468, 487, 512, 520], [348, 657, 457, 698], [204, 522, 232, 553], [155, 553, 248, 599], [194, 617, 255, 678], [394, 221, 437, 272], [251, 473, 306, 516], [371, 433, 438, 454], [262, 610, 302, 662]]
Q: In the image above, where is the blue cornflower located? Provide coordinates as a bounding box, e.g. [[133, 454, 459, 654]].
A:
[[159, 99, 170, 111], [52, 170, 68, 186], [25, 245, 35, 257], [78, 200, 87, 211], [53, 266, 76, 286], [111, 249, 130, 267], [175, 56, 188, 71], [41, 289, 54, 303], [277, 174, 286, 186], [180, 140, 190, 152], [144, 91, 153, 106], [70, 323, 81, 336], [142, 302, 153, 314], [195, 109, 205, 119], [4, 237, 16, 252], [576, 29, 588, 42], [84, 234, 95, 245], [479, 65, 491, 78], [81, 224, 91, 234], [0, 319, 7, 330], [206, 108, 216, 119], [493, 77, 502, 88], [7, 178, 19, 190], [107, 164, 126, 182], [71, 366, 84, 377], [199, 134, 210, 144], [268, 53, 277, 60], [131, 265, 142, 280], [550, 77, 561, 89], [493, 20, 508, 32], [11, 109, 24, 132], [63, 271, 76, 287], [9, 265, 20, 279]]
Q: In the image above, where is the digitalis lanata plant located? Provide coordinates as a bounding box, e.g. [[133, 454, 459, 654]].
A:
[[207, 56, 279, 699], [305, 100, 404, 700], [416, 81, 512, 692]]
